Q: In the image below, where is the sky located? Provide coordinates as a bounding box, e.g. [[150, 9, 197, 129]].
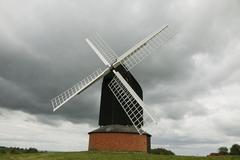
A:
[[0, 0, 240, 156]]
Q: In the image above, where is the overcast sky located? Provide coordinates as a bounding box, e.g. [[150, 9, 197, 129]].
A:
[[0, 0, 240, 156]]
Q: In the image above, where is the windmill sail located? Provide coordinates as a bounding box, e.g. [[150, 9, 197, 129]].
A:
[[115, 25, 177, 71], [51, 25, 177, 132], [108, 70, 156, 134], [51, 68, 109, 111], [86, 33, 118, 66]]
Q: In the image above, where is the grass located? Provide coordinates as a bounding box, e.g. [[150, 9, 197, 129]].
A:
[[0, 151, 240, 160]]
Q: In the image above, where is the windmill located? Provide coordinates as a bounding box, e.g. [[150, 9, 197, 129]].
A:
[[51, 24, 176, 152]]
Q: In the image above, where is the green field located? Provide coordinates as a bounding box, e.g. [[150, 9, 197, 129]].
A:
[[1, 152, 240, 160]]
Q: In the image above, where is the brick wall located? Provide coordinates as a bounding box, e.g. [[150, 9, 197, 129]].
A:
[[88, 132, 150, 152]]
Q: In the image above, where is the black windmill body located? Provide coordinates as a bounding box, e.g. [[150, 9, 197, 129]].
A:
[[99, 65, 143, 127]]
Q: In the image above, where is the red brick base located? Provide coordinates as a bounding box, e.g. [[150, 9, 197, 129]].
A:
[[88, 132, 151, 152]]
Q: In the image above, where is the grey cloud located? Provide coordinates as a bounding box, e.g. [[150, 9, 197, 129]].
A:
[[0, 0, 239, 123]]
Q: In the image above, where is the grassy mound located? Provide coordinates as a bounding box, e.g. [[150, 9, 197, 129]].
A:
[[0, 151, 240, 160]]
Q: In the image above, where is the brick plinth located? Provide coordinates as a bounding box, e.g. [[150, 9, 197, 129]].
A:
[[88, 132, 151, 152]]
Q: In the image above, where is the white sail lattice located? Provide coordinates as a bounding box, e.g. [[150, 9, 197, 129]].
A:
[[51, 68, 109, 111], [108, 71, 155, 134], [118, 25, 177, 71], [86, 33, 117, 66]]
